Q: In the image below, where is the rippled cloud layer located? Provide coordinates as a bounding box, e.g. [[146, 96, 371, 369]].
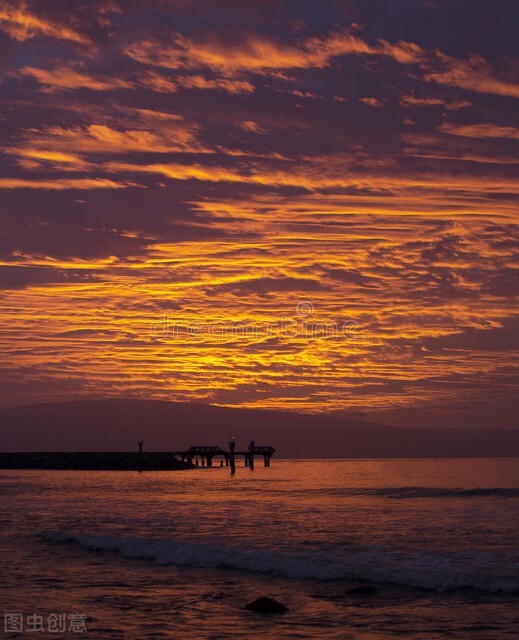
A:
[[0, 0, 517, 422]]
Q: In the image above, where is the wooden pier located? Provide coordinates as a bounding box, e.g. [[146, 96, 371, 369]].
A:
[[0, 441, 275, 471], [174, 441, 275, 469]]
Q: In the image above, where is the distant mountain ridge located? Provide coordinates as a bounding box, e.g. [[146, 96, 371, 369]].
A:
[[1, 399, 518, 458]]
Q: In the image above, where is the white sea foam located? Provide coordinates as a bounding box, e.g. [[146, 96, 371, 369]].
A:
[[39, 531, 519, 594]]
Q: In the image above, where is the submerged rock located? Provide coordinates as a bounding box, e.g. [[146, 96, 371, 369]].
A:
[[345, 586, 379, 595], [245, 597, 289, 613]]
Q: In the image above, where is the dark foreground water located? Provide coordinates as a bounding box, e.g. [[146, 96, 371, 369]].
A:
[[1, 459, 519, 639]]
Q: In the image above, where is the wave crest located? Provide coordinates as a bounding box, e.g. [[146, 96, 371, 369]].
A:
[[39, 531, 519, 594], [320, 487, 519, 499]]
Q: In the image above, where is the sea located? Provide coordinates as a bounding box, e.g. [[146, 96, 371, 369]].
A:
[[1, 458, 518, 639]]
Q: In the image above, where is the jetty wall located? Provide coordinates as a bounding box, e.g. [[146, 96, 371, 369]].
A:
[[0, 452, 192, 471]]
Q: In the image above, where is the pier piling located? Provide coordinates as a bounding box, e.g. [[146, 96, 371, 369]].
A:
[[249, 440, 255, 471], [229, 439, 236, 475], [138, 438, 143, 473]]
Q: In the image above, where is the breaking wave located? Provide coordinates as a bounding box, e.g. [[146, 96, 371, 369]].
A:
[[308, 487, 519, 499], [39, 531, 519, 594]]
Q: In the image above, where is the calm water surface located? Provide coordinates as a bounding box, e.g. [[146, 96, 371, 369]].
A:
[[1, 458, 518, 639]]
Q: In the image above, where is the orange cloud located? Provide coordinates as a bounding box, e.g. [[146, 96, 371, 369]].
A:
[[0, 1, 88, 44], [375, 39, 425, 64], [8, 118, 203, 158], [439, 121, 519, 140], [0, 177, 138, 189], [139, 70, 179, 93], [177, 74, 255, 94], [399, 95, 471, 110], [424, 54, 519, 99], [138, 71, 255, 94], [239, 120, 268, 134], [402, 129, 519, 172], [3, 147, 91, 170], [403, 148, 519, 166], [124, 28, 517, 102], [15, 66, 134, 91], [359, 97, 384, 107], [124, 29, 424, 74], [105, 160, 519, 198]]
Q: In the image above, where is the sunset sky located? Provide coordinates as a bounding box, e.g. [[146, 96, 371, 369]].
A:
[[0, 0, 517, 422]]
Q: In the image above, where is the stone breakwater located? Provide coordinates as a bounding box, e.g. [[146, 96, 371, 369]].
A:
[[0, 452, 193, 471]]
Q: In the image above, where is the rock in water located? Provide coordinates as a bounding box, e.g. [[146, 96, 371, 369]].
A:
[[345, 586, 379, 595], [245, 597, 289, 613]]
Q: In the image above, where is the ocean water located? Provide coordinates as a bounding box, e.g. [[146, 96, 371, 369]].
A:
[[1, 458, 519, 639]]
